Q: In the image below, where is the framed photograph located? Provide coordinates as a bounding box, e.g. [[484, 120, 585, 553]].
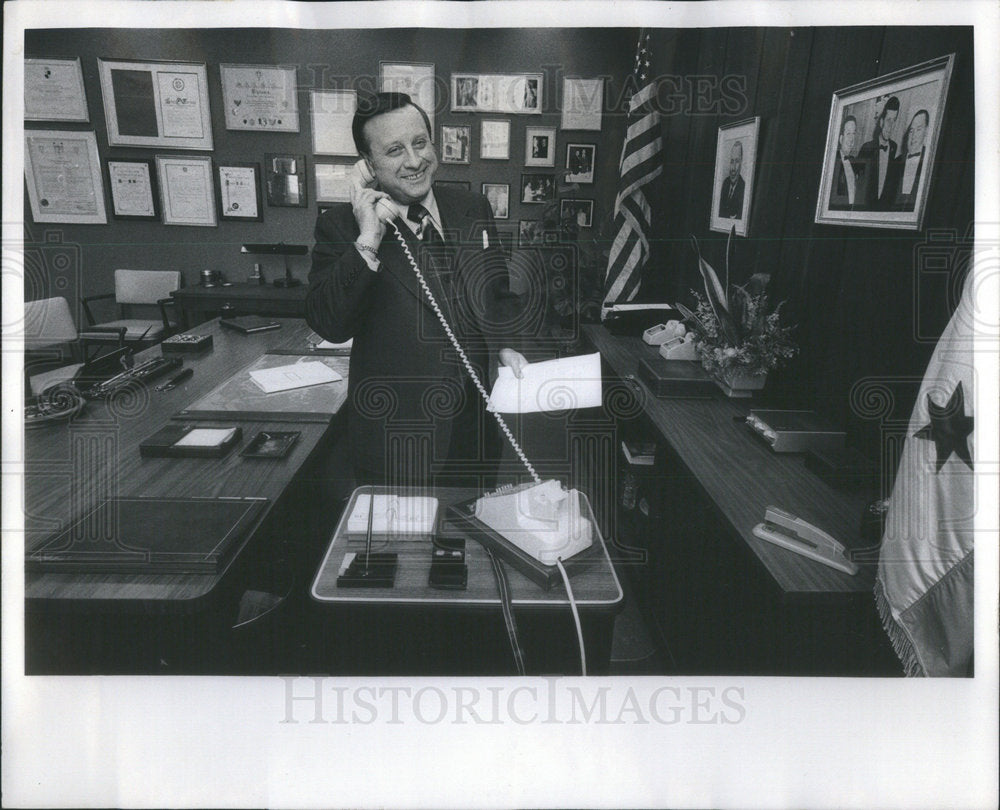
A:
[[482, 183, 510, 220], [451, 73, 542, 113], [710, 117, 760, 236], [560, 198, 594, 228], [525, 126, 556, 167], [155, 155, 216, 226], [107, 158, 158, 220], [380, 62, 435, 135], [25, 57, 89, 122], [561, 77, 604, 130], [310, 89, 358, 156], [314, 163, 353, 204], [265, 153, 307, 207], [565, 143, 596, 184], [220, 64, 299, 132], [97, 58, 213, 150], [518, 219, 543, 247], [24, 130, 107, 224], [216, 162, 262, 220], [434, 180, 470, 191], [440, 125, 471, 164], [815, 53, 955, 230], [480, 120, 510, 160], [521, 173, 555, 204]]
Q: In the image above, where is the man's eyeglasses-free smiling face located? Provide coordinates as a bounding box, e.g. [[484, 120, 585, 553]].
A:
[[362, 105, 439, 205]]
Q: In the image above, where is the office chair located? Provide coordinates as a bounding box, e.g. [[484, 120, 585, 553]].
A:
[[23, 296, 127, 396], [81, 269, 182, 349]]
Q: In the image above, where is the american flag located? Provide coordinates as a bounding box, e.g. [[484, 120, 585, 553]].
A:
[[602, 30, 663, 312]]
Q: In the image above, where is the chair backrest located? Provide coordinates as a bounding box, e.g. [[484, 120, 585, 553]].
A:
[[23, 296, 77, 349], [114, 269, 182, 305]]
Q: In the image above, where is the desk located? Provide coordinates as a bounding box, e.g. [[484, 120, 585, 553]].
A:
[[25, 319, 339, 616], [584, 325, 900, 674], [171, 283, 307, 326], [310, 486, 623, 674]]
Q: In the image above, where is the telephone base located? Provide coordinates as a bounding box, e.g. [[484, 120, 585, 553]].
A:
[[336, 552, 398, 588]]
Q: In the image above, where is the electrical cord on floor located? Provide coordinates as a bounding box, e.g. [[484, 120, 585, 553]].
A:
[[556, 557, 587, 676], [485, 547, 526, 676]]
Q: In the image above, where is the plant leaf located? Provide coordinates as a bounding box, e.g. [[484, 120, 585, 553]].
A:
[[674, 301, 710, 340], [690, 235, 739, 344], [726, 225, 736, 294]]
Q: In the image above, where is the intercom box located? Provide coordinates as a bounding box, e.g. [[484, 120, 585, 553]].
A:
[[746, 409, 846, 453], [161, 333, 213, 354], [637, 357, 717, 398]]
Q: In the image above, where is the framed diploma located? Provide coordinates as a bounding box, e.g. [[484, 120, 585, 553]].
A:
[[107, 159, 158, 220], [155, 155, 216, 226], [314, 163, 353, 204], [560, 78, 604, 131], [379, 62, 435, 136], [220, 64, 299, 132], [25, 57, 89, 122], [216, 163, 263, 220], [480, 119, 511, 160], [98, 58, 213, 150], [451, 73, 542, 114], [310, 90, 358, 156], [24, 130, 107, 224]]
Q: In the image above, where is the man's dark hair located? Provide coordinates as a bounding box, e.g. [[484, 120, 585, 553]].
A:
[[352, 91, 433, 155], [879, 96, 901, 122], [840, 114, 857, 136]]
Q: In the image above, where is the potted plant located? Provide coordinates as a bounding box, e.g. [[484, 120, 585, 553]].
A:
[[676, 227, 798, 397]]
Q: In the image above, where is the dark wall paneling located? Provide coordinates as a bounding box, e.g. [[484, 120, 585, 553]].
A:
[[643, 26, 973, 457]]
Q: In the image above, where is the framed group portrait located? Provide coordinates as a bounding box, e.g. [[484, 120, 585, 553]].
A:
[[565, 143, 595, 184], [710, 117, 760, 237], [815, 53, 954, 230]]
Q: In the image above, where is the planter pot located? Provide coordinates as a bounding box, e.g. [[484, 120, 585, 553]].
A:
[[713, 368, 767, 398]]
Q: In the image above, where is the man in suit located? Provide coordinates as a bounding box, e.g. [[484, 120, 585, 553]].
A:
[[307, 92, 528, 487], [891, 109, 930, 212], [718, 140, 745, 219], [829, 114, 863, 210], [857, 95, 901, 210]]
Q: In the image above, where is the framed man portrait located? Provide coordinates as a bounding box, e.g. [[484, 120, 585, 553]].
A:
[[710, 117, 760, 237], [482, 183, 510, 219], [815, 54, 954, 230], [565, 143, 595, 184], [525, 126, 556, 167], [440, 125, 471, 164]]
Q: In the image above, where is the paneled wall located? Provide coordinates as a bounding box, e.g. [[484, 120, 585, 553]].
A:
[[644, 26, 974, 459], [23, 27, 634, 314]]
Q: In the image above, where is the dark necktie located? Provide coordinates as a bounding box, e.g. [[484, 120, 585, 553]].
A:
[[407, 203, 444, 247]]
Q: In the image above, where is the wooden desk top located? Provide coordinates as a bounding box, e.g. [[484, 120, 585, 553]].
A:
[[24, 319, 339, 613], [312, 487, 623, 612], [171, 283, 308, 303], [583, 325, 873, 597]]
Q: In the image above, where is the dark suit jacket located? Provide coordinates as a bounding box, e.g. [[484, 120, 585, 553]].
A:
[[718, 174, 745, 219], [890, 147, 925, 212], [829, 150, 862, 210], [857, 137, 899, 210], [307, 186, 522, 476]]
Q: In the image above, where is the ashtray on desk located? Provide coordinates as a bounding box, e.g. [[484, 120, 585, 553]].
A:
[[25, 385, 85, 429], [240, 430, 300, 459]]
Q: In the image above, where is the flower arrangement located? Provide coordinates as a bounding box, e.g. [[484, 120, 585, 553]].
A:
[[675, 227, 798, 379]]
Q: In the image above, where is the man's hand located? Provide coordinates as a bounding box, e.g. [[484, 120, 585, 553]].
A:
[[499, 348, 528, 379], [350, 183, 393, 245]]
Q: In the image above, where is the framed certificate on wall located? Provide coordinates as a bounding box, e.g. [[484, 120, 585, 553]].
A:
[[25, 57, 89, 122], [220, 64, 299, 132], [98, 58, 213, 150], [24, 130, 107, 224], [216, 163, 262, 220], [155, 155, 216, 226], [107, 159, 158, 220], [310, 90, 358, 156]]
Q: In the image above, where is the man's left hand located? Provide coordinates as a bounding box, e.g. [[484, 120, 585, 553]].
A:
[[499, 348, 528, 379]]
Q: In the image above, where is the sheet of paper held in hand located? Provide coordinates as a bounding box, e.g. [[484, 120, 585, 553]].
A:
[[487, 352, 602, 413], [249, 361, 343, 394]]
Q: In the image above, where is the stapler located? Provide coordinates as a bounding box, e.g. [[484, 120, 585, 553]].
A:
[[752, 506, 858, 575]]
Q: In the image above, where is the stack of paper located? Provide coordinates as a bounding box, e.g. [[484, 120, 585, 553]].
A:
[[249, 361, 343, 394], [488, 353, 602, 413]]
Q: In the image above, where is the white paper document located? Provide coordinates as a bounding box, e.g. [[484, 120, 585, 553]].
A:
[[249, 361, 343, 394], [346, 494, 439, 534], [174, 427, 238, 447], [488, 352, 602, 414]]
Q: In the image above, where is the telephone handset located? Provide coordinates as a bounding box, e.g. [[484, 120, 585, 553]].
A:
[[351, 159, 396, 222]]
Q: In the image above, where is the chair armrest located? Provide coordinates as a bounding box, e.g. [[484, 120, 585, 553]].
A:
[[79, 326, 127, 362], [157, 297, 177, 332], [80, 292, 116, 326]]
